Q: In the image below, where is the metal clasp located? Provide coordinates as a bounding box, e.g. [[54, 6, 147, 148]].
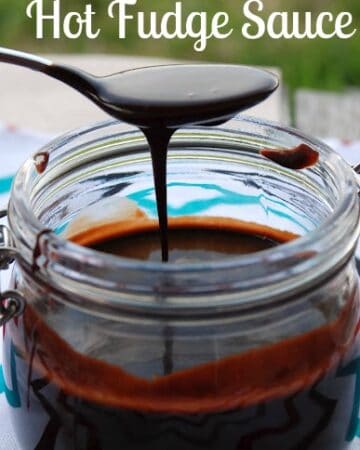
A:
[[0, 219, 24, 325], [0, 223, 17, 270], [0, 291, 24, 327]]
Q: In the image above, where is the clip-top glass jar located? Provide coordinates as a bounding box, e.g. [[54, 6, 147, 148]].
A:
[[1, 116, 360, 450]]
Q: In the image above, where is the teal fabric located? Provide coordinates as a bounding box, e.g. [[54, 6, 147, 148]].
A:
[[128, 182, 314, 232], [0, 343, 20, 408], [0, 176, 13, 195]]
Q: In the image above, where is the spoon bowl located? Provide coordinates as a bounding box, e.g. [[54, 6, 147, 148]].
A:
[[0, 47, 278, 128], [86, 64, 279, 127]]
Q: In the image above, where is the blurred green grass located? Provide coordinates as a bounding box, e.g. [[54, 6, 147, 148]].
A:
[[1, 0, 359, 91]]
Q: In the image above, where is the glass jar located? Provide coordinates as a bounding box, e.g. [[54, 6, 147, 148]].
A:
[[1, 116, 360, 450]]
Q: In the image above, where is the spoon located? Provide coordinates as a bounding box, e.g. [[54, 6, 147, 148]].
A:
[[0, 47, 279, 128]]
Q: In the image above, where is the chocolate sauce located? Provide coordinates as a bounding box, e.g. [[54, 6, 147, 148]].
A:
[[261, 144, 319, 170], [32, 229, 52, 272], [2, 49, 350, 450], [141, 128, 175, 262], [4, 219, 360, 450], [48, 64, 279, 262], [33, 151, 49, 174], [34, 65, 320, 261], [5, 55, 317, 261], [50, 64, 279, 128], [101, 65, 277, 262], [89, 221, 278, 263]]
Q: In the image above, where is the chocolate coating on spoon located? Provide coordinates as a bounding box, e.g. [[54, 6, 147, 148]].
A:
[[0, 49, 279, 263], [87, 64, 279, 127], [50, 64, 279, 262], [72, 63, 276, 262]]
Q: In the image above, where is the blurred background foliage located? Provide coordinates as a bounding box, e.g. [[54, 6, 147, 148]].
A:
[[0, 0, 359, 92]]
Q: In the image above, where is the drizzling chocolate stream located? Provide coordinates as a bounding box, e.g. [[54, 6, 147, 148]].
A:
[[98, 64, 281, 262], [13, 62, 275, 263], [141, 127, 175, 262], [0, 50, 321, 262], [26, 63, 319, 262], [108, 65, 280, 262]]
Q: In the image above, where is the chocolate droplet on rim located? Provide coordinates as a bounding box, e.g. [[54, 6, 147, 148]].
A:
[[261, 144, 319, 170], [33, 152, 49, 174]]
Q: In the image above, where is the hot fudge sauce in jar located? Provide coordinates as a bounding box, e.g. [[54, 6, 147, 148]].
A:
[[2, 117, 360, 450]]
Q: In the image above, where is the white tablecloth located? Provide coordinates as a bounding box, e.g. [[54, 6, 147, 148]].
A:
[[0, 123, 360, 449]]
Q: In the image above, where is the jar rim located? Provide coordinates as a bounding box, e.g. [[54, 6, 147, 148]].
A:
[[8, 116, 360, 314]]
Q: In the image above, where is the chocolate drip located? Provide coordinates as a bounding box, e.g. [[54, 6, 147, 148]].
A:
[[32, 229, 52, 272], [261, 144, 319, 170], [33, 152, 49, 174]]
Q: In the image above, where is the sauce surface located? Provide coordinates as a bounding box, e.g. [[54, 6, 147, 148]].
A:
[[85, 216, 289, 263]]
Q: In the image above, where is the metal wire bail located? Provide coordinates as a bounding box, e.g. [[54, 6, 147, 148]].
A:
[[0, 291, 24, 327], [0, 223, 17, 270], [0, 220, 24, 326]]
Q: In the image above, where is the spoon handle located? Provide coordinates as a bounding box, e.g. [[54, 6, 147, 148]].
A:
[[0, 47, 52, 72], [0, 46, 97, 103]]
